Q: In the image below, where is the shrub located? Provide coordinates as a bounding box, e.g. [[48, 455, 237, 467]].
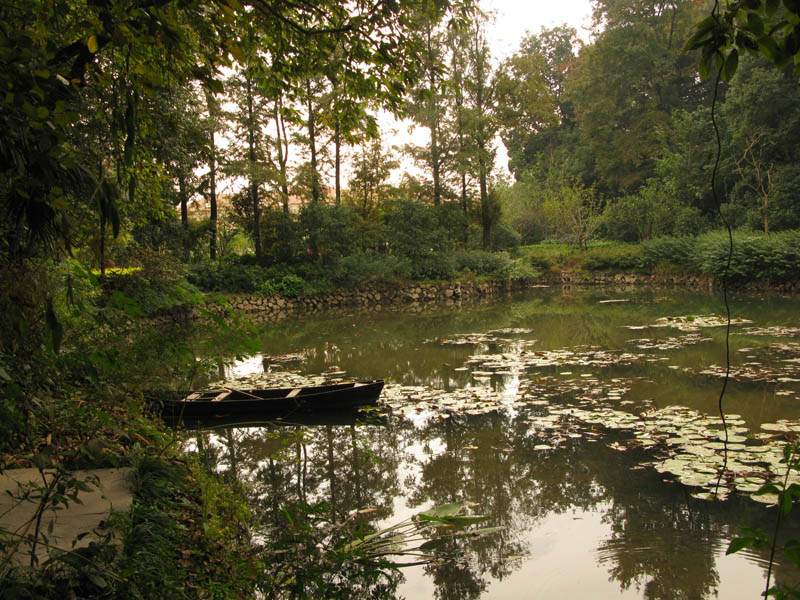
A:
[[299, 203, 360, 264], [638, 237, 695, 271], [490, 221, 521, 252], [579, 244, 641, 271], [333, 253, 410, 287], [409, 253, 455, 280], [384, 200, 456, 261], [454, 250, 510, 277], [694, 230, 800, 284], [188, 258, 265, 293], [260, 209, 304, 265], [102, 247, 199, 313]]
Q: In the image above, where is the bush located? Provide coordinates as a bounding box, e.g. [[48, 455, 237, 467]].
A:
[[638, 236, 695, 271], [300, 203, 360, 264], [188, 258, 265, 293], [260, 209, 304, 265], [454, 250, 510, 277], [257, 273, 306, 297], [409, 253, 456, 280], [490, 221, 521, 252], [384, 201, 456, 261], [332, 253, 410, 287], [578, 244, 641, 271], [101, 247, 200, 313], [694, 230, 800, 283]]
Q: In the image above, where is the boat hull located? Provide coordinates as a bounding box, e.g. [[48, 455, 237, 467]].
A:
[[157, 380, 384, 419]]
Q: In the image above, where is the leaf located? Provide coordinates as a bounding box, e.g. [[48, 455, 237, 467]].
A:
[[784, 443, 795, 462], [758, 36, 782, 63], [87, 573, 108, 589], [461, 526, 506, 536], [722, 49, 739, 80], [756, 482, 782, 496], [781, 539, 800, 569], [418, 502, 465, 521], [419, 538, 446, 551], [440, 515, 490, 526], [699, 55, 712, 81], [87, 35, 98, 53], [727, 536, 754, 555], [746, 12, 765, 36], [765, 0, 779, 15], [683, 16, 717, 52]]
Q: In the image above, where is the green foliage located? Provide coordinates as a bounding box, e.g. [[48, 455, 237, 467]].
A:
[[693, 230, 800, 284], [686, 1, 800, 81], [638, 236, 695, 271], [410, 253, 456, 280], [578, 244, 641, 272], [453, 250, 510, 277], [259, 209, 304, 265], [384, 200, 459, 262], [601, 183, 707, 242], [332, 254, 410, 288], [189, 258, 266, 293], [300, 203, 361, 265], [257, 273, 306, 298], [489, 221, 521, 253], [99, 247, 200, 314]]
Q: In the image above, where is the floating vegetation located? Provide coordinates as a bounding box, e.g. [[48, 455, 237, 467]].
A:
[[625, 314, 753, 332], [434, 329, 535, 346], [486, 328, 534, 335], [626, 333, 712, 351], [379, 375, 800, 506], [737, 326, 800, 338], [465, 345, 645, 372]]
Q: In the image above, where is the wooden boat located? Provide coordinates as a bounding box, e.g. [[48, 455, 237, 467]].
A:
[[157, 380, 384, 419]]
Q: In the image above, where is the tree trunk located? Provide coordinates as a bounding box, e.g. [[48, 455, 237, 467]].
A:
[[432, 118, 441, 205], [334, 119, 342, 205], [479, 155, 490, 250], [247, 78, 261, 258], [307, 79, 321, 204], [274, 100, 290, 213], [209, 133, 217, 260]]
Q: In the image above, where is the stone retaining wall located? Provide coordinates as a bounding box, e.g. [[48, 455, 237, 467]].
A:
[[539, 270, 716, 290], [150, 279, 520, 326], [148, 270, 794, 327]]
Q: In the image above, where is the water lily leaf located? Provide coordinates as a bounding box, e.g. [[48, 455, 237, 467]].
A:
[[418, 503, 465, 521]]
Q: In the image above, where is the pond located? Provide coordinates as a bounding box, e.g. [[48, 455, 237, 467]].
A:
[[182, 287, 800, 599]]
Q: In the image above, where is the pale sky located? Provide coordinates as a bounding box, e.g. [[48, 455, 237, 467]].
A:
[[485, 0, 595, 59]]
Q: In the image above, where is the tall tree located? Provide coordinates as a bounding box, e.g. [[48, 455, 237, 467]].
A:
[[0, 0, 476, 262], [405, 5, 452, 205], [568, 0, 712, 193], [203, 88, 222, 258], [348, 140, 398, 218], [226, 23, 271, 259], [460, 16, 498, 249]]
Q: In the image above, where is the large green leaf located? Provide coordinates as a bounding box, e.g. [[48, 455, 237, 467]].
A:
[[417, 502, 466, 521]]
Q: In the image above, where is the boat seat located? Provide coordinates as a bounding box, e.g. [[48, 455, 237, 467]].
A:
[[286, 388, 301, 398]]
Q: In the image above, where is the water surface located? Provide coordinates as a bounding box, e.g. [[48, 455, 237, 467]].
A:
[[187, 288, 800, 598]]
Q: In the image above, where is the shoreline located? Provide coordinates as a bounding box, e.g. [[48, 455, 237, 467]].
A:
[[148, 269, 796, 327]]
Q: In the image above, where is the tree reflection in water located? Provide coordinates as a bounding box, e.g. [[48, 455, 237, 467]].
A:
[[185, 408, 799, 599]]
